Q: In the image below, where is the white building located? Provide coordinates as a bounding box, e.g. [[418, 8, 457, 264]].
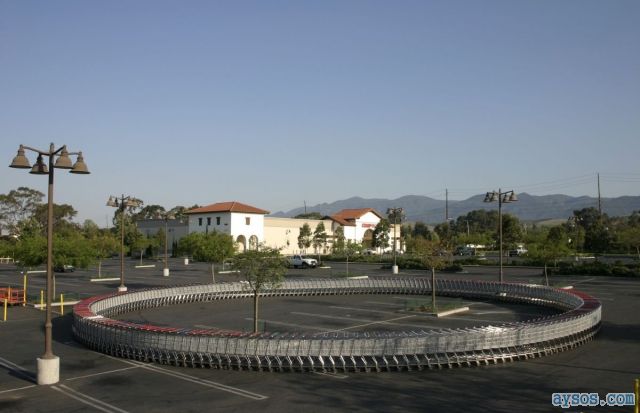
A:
[[185, 201, 268, 252], [263, 216, 335, 255], [139, 201, 400, 255]]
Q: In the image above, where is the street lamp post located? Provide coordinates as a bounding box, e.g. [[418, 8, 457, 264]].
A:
[[386, 207, 404, 275], [106, 195, 143, 292], [483, 188, 518, 283], [9, 143, 89, 385], [568, 216, 582, 262], [156, 212, 175, 276]]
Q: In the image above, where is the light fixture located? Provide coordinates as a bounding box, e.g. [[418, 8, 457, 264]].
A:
[[9, 145, 31, 169], [54, 147, 73, 169], [70, 152, 90, 174], [106, 196, 118, 207], [29, 155, 48, 175]]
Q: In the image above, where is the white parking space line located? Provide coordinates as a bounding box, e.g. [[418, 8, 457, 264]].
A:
[[327, 314, 417, 332], [109, 357, 268, 401], [329, 305, 407, 315], [312, 371, 349, 379], [0, 356, 35, 383], [363, 301, 404, 307], [0, 384, 36, 395], [290, 311, 440, 330], [52, 384, 130, 413], [472, 311, 512, 315], [66, 366, 142, 381], [238, 319, 335, 332]]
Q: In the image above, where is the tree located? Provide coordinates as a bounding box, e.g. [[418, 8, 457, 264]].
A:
[[454, 210, 497, 235], [0, 187, 44, 234], [90, 232, 119, 277], [412, 222, 433, 240], [231, 247, 288, 333], [13, 234, 47, 268], [312, 222, 327, 256], [528, 226, 571, 285], [52, 232, 96, 270], [131, 234, 155, 263], [190, 232, 235, 263], [433, 221, 455, 262], [297, 223, 312, 253], [167, 205, 189, 220], [131, 204, 166, 221], [411, 237, 445, 312], [333, 226, 346, 254], [33, 203, 78, 234], [81, 220, 101, 239], [294, 212, 323, 220], [372, 219, 390, 252], [153, 229, 166, 257], [572, 207, 613, 253], [14, 232, 97, 270], [500, 214, 524, 249], [618, 226, 640, 260]]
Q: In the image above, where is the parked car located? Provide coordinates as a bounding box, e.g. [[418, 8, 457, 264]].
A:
[[455, 246, 476, 256], [289, 255, 317, 269], [508, 246, 528, 257], [53, 264, 75, 273]]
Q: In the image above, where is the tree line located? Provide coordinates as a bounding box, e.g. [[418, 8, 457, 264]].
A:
[[0, 186, 236, 269]]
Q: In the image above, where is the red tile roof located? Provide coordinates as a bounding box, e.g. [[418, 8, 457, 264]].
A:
[[331, 208, 384, 223], [329, 216, 354, 226], [186, 201, 269, 215]]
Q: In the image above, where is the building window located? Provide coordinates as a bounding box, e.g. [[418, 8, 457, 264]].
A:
[[198, 218, 202, 226], [207, 217, 211, 226], [216, 217, 221, 225], [245, 217, 251, 225]]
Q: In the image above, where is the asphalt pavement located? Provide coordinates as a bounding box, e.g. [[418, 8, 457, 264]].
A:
[[0, 258, 638, 413]]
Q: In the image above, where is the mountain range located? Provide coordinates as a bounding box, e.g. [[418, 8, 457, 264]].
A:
[[271, 194, 640, 223]]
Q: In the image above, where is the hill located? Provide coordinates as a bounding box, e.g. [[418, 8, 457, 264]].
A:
[[271, 193, 640, 223]]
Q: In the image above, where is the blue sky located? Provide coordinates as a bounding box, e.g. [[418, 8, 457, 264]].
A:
[[1, 0, 639, 226]]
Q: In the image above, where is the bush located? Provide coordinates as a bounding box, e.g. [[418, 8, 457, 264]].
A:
[[442, 263, 464, 272], [548, 261, 639, 277]]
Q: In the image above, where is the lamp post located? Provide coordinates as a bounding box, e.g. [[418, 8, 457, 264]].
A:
[[483, 189, 518, 283], [156, 212, 175, 276], [9, 143, 89, 385], [386, 207, 404, 275], [568, 216, 582, 262], [106, 195, 143, 292]]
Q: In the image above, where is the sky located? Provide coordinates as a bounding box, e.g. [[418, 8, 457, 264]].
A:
[[1, 0, 639, 226]]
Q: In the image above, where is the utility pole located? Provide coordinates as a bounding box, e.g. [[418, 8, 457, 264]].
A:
[[597, 173, 602, 216], [304, 200, 307, 215], [445, 188, 449, 222]]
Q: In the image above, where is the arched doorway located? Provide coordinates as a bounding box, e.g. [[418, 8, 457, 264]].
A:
[[249, 235, 258, 250], [362, 229, 374, 248], [236, 235, 246, 252]]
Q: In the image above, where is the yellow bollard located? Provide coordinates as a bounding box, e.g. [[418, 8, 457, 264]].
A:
[[3, 299, 7, 322], [635, 378, 639, 413], [23, 275, 27, 305], [60, 294, 64, 315], [40, 290, 44, 310]]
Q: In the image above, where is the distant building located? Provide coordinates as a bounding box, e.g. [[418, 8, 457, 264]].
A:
[[185, 201, 269, 252], [136, 218, 188, 256], [137, 201, 400, 256]]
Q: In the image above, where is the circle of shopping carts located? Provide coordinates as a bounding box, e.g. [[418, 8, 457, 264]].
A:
[[72, 278, 601, 372]]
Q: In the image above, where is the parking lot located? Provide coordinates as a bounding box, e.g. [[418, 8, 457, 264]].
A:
[[0, 259, 638, 412]]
